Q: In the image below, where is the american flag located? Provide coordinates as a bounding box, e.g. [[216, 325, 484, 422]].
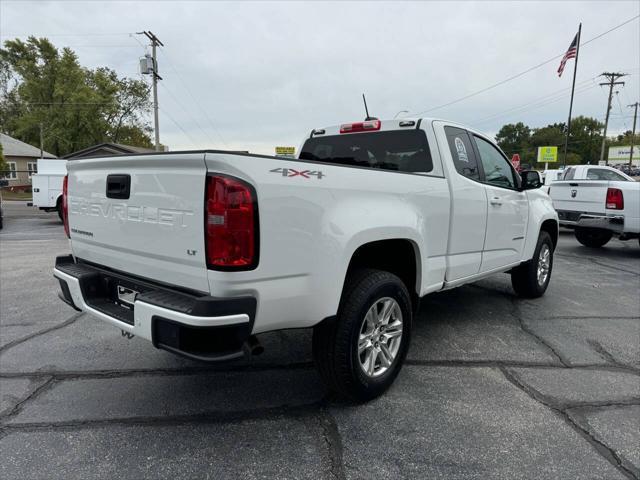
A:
[[557, 33, 578, 77]]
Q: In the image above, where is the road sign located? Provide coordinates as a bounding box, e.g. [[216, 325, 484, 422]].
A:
[[510, 154, 521, 172], [275, 146, 296, 158], [537, 146, 558, 163]]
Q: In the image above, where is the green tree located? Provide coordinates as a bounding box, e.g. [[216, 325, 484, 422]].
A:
[[0, 142, 6, 174], [495, 122, 532, 159], [610, 130, 640, 147], [0, 37, 152, 157], [567, 116, 603, 164]]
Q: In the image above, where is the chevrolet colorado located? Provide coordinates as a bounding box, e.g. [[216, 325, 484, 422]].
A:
[[549, 165, 639, 247], [54, 118, 558, 400]]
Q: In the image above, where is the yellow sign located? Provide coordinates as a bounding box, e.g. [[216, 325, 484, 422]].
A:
[[537, 146, 558, 163], [275, 146, 296, 157]]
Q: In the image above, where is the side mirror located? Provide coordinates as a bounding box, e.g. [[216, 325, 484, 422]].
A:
[[520, 170, 542, 190]]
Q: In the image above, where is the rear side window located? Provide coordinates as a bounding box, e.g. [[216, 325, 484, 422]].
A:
[[444, 127, 480, 181], [563, 167, 575, 180], [299, 130, 433, 173], [586, 168, 629, 181]]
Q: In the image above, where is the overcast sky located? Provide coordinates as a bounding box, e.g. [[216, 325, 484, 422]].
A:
[[2, 0, 639, 154]]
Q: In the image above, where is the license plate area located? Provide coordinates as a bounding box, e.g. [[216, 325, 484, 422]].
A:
[[117, 285, 139, 310]]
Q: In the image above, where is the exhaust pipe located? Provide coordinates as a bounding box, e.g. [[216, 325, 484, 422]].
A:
[[245, 335, 264, 356]]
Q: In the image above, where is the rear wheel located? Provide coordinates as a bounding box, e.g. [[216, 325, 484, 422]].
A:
[[511, 231, 553, 298], [574, 227, 612, 248], [312, 269, 412, 401]]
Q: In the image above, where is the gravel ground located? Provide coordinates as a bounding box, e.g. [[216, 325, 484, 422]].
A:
[[1, 200, 639, 480]]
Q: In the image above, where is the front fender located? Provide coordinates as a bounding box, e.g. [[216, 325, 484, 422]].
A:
[[522, 189, 559, 261]]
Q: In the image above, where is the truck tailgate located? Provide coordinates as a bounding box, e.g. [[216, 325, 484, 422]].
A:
[[549, 180, 608, 215], [67, 153, 209, 292]]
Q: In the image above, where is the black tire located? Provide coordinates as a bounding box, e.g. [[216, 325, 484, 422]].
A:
[[574, 227, 612, 248], [511, 231, 553, 298], [312, 268, 412, 401], [57, 198, 63, 222]]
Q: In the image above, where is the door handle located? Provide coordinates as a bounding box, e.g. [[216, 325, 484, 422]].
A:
[[490, 197, 502, 206]]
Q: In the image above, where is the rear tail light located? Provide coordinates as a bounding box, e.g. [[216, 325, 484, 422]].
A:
[[205, 174, 258, 270], [605, 188, 624, 210], [62, 175, 70, 238], [340, 120, 381, 134]]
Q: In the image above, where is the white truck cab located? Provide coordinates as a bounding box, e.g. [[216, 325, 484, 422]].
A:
[[31, 159, 67, 219], [54, 118, 558, 400]]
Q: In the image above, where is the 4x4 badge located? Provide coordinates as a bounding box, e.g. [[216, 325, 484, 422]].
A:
[[269, 168, 324, 179]]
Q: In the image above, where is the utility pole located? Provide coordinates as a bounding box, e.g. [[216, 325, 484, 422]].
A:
[[138, 31, 164, 151], [598, 72, 626, 164], [39, 123, 44, 159], [628, 102, 639, 169]]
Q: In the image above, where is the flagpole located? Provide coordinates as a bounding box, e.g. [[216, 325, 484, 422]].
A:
[[562, 23, 581, 168]]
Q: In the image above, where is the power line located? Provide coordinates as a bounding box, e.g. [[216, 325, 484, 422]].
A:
[[158, 82, 217, 145], [0, 32, 132, 37], [158, 106, 198, 146], [472, 77, 598, 125], [615, 91, 629, 130], [158, 49, 228, 147], [411, 14, 639, 116]]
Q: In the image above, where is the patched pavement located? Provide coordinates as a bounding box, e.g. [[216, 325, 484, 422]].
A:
[[1, 200, 639, 479]]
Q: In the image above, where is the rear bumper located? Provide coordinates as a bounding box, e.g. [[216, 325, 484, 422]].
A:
[[557, 210, 625, 234], [53, 255, 256, 362]]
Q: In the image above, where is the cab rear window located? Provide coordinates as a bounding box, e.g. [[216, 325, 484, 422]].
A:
[[299, 130, 433, 173]]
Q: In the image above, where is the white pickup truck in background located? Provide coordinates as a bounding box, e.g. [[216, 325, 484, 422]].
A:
[[549, 165, 639, 248], [31, 159, 67, 220], [54, 118, 558, 400]]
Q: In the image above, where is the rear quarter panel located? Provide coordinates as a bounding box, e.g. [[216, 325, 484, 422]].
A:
[[204, 152, 451, 333]]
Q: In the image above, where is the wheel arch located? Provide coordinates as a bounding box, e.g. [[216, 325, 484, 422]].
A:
[[342, 238, 422, 310], [540, 218, 559, 250]]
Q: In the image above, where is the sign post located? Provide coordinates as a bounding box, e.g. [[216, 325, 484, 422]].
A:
[[537, 146, 558, 170]]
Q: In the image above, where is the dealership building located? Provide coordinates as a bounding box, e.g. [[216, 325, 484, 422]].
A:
[[608, 146, 639, 166]]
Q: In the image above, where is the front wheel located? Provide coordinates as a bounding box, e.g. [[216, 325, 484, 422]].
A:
[[511, 231, 554, 298], [574, 227, 612, 248], [312, 269, 412, 401]]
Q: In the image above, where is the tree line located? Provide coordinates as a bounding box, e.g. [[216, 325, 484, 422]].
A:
[[494, 117, 639, 167], [0, 37, 152, 161]]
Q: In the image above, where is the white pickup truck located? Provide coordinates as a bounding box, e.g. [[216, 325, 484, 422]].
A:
[[30, 159, 67, 219], [54, 118, 558, 400], [549, 165, 639, 248]]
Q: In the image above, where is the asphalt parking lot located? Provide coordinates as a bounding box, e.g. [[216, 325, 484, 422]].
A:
[[1, 200, 639, 480]]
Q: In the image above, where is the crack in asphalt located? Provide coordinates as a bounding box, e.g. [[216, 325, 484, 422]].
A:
[[500, 367, 639, 480], [587, 339, 627, 367], [567, 406, 640, 479], [0, 396, 348, 480], [1, 359, 638, 381], [0, 312, 84, 354], [556, 253, 640, 276], [0, 361, 317, 379], [2, 357, 638, 381], [508, 296, 571, 367], [0, 376, 55, 428], [316, 406, 347, 480]]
